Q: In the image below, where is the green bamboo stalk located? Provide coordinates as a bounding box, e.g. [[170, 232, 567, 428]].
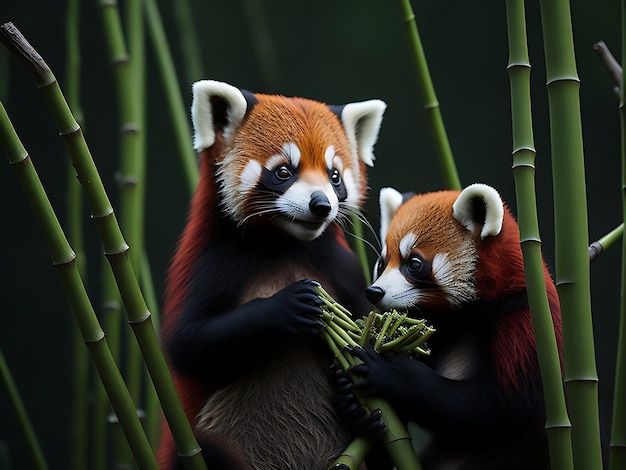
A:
[[241, 0, 282, 89], [609, 2, 626, 467], [505, 1, 574, 468], [99, 0, 145, 415], [144, 0, 198, 195], [329, 436, 372, 470], [538, 2, 604, 468], [0, 23, 206, 470], [0, 348, 48, 470], [64, 1, 90, 468], [170, 0, 204, 85], [0, 100, 157, 470], [93, 293, 124, 470], [396, 0, 461, 191]]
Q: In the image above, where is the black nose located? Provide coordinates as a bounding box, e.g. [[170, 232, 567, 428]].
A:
[[365, 285, 386, 304], [309, 191, 331, 217]]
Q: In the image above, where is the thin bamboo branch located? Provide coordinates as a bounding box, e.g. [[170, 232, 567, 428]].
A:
[[538, 1, 604, 468], [593, 41, 622, 96], [505, 1, 574, 468], [396, 0, 461, 190], [589, 223, 624, 262], [0, 100, 157, 470], [144, 0, 198, 195], [609, 2, 626, 467], [0, 348, 48, 470], [0, 23, 206, 470]]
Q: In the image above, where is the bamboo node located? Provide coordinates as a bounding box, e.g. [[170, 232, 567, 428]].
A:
[[120, 122, 140, 134], [101, 300, 121, 313], [127, 311, 151, 324], [506, 62, 531, 70], [51, 251, 77, 266], [83, 330, 105, 344], [58, 123, 82, 137], [177, 447, 203, 458], [120, 175, 140, 186], [546, 76, 580, 86], [423, 101, 440, 110], [110, 55, 130, 66]]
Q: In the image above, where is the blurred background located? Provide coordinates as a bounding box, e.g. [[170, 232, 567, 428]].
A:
[[0, 0, 622, 468]]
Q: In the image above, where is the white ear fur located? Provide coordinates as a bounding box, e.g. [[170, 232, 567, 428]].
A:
[[452, 183, 504, 239], [338, 100, 386, 167], [379, 187, 404, 242], [191, 80, 248, 152]]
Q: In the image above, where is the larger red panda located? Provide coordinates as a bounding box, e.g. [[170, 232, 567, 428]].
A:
[[347, 184, 563, 470], [156, 80, 386, 469]]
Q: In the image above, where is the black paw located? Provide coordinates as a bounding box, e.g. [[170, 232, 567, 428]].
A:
[[270, 279, 325, 335], [330, 365, 387, 439]]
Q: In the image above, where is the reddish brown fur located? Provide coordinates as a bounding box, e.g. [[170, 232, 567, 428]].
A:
[[156, 93, 372, 468]]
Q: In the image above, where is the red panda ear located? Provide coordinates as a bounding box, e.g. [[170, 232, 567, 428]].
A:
[[191, 80, 255, 152], [379, 187, 404, 242], [331, 100, 386, 167], [452, 183, 504, 239]]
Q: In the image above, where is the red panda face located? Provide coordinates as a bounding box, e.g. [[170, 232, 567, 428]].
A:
[[366, 184, 505, 314], [191, 81, 386, 241]]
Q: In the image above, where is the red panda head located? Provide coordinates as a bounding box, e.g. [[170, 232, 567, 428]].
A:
[[367, 184, 527, 314], [191, 80, 386, 241]]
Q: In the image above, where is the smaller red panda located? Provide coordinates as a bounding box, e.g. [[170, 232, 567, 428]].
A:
[[346, 183, 563, 470]]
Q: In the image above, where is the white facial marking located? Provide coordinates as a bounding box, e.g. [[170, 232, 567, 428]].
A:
[[325, 145, 336, 169], [432, 252, 478, 307], [283, 142, 301, 168], [341, 167, 359, 209], [239, 160, 262, 192], [370, 269, 421, 311], [399, 233, 417, 259]]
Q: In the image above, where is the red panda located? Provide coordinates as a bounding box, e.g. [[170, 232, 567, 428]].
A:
[[156, 80, 386, 469], [347, 184, 563, 470]]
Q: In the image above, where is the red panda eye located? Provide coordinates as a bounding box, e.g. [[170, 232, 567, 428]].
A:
[[375, 257, 386, 277], [275, 165, 293, 181], [406, 256, 424, 275], [330, 168, 341, 186]]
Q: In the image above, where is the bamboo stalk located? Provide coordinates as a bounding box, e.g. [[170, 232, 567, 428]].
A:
[[396, 0, 461, 190], [0, 348, 48, 470], [0, 100, 157, 470], [505, 1, 574, 468], [144, 0, 198, 195], [99, 0, 145, 417], [64, 0, 89, 468], [241, 0, 282, 89], [537, 1, 604, 468], [170, 0, 204, 85], [0, 23, 206, 470], [610, 2, 626, 467]]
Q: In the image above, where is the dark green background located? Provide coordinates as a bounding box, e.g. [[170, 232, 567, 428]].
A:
[[0, 1, 622, 468]]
